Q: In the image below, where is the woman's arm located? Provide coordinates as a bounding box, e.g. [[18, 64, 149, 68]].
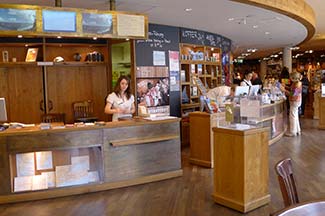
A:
[[104, 102, 121, 114]]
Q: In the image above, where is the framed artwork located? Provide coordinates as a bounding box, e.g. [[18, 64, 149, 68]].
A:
[[25, 48, 38, 62]]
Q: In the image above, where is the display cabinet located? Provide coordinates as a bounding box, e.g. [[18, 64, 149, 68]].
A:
[[11, 147, 103, 193], [0, 37, 112, 123], [179, 43, 222, 117]]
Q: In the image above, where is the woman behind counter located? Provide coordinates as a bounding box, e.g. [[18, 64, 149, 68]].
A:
[[105, 75, 135, 121]]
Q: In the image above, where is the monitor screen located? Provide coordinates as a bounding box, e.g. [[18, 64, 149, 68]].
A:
[[249, 85, 260, 96], [0, 98, 7, 122], [43, 10, 76, 32], [234, 86, 250, 97], [0, 8, 36, 31], [82, 13, 113, 34]]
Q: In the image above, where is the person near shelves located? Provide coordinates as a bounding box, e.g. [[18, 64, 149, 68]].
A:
[[240, 70, 253, 87], [279, 66, 291, 112], [252, 71, 263, 86], [233, 72, 242, 85], [300, 71, 310, 117], [284, 71, 302, 136], [105, 75, 135, 121]]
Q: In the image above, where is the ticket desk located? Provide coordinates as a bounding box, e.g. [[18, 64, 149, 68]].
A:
[[0, 118, 182, 204]]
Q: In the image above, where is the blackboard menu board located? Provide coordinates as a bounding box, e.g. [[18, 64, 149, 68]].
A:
[[180, 28, 205, 45], [0, 8, 36, 31], [180, 27, 231, 52], [135, 24, 179, 66], [135, 24, 180, 117]]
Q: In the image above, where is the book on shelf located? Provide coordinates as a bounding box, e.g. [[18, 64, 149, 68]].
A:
[[191, 86, 198, 96], [180, 70, 186, 82], [191, 64, 196, 74], [197, 64, 202, 75], [182, 87, 190, 103]]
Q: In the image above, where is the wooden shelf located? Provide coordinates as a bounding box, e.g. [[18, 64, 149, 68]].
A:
[[0, 62, 38, 67], [181, 103, 200, 109], [181, 82, 191, 85], [53, 61, 107, 66]]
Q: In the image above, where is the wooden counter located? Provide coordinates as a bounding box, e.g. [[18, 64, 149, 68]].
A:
[[0, 118, 182, 204], [212, 127, 270, 213]]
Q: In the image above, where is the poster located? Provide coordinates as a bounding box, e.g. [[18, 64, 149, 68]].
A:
[[16, 152, 35, 177], [36, 151, 53, 170], [168, 51, 179, 71], [153, 51, 165, 66], [170, 71, 179, 92]]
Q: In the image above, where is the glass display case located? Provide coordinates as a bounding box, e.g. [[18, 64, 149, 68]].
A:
[[10, 146, 103, 193]]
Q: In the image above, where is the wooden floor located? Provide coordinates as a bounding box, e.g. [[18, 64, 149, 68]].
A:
[[0, 118, 325, 216]]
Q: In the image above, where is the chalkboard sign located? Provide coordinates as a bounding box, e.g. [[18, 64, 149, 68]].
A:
[[135, 24, 180, 117], [204, 32, 222, 47], [135, 24, 179, 66], [180, 28, 205, 45], [221, 38, 232, 53]]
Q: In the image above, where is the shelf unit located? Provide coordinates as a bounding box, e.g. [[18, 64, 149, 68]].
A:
[[0, 37, 110, 123], [179, 43, 222, 117]]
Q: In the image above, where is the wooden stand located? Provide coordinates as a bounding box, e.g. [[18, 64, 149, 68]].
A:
[[189, 112, 224, 167], [319, 96, 325, 129], [212, 127, 270, 213]]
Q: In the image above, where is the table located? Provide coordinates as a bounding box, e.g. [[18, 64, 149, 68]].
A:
[[272, 200, 325, 216]]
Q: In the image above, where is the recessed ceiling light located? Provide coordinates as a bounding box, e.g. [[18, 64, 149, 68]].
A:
[[17, 35, 23, 38], [265, 32, 270, 35], [185, 8, 192, 12], [57, 36, 62, 39], [25, 44, 28, 47], [93, 37, 97, 40], [228, 18, 234, 21], [253, 25, 258, 28], [126, 38, 130, 41]]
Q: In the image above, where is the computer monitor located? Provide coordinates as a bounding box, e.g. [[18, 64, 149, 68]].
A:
[[0, 98, 7, 122], [249, 85, 260, 96], [234, 86, 250, 97]]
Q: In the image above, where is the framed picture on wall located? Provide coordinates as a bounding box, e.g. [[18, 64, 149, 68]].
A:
[[25, 48, 38, 62]]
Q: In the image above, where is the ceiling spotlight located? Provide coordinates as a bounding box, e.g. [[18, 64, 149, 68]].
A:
[[185, 8, 192, 12], [265, 32, 270, 35], [57, 36, 62, 39], [17, 35, 23, 38], [25, 44, 28, 47], [228, 18, 234, 21], [93, 37, 97, 40], [253, 25, 258, 29], [126, 38, 130, 41]]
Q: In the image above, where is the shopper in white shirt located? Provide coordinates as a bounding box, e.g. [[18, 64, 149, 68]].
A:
[[105, 75, 135, 121], [240, 71, 253, 87]]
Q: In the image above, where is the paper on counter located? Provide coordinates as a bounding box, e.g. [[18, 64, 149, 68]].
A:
[[16, 152, 35, 177], [71, 155, 90, 172], [88, 171, 100, 183], [14, 176, 33, 192], [56, 165, 89, 187], [32, 175, 48, 191], [41, 171, 56, 188], [36, 151, 53, 170]]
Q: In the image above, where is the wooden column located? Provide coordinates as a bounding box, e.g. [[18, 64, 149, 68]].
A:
[[319, 97, 325, 129]]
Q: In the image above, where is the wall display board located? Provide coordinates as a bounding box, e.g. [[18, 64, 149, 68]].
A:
[[0, 4, 148, 39], [135, 24, 180, 116], [82, 13, 113, 35], [43, 10, 76, 32], [0, 8, 36, 32]]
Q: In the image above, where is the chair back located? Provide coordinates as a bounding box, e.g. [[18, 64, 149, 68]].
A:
[[41, 113, 65, 124], [275, 158, 299, 207], [72, 100, 98, 122]]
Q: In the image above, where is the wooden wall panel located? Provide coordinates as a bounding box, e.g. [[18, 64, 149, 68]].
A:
[[47, 66, 108, 123], [0, 66, 43, 123]]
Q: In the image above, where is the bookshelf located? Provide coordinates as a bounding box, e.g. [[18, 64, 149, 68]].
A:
[[179, 43, 222, 117]]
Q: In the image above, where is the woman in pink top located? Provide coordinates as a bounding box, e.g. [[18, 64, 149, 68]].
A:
[[285, 72, 302, 136]]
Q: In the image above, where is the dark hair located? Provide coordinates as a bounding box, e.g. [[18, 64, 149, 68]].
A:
[[244, 70, 252, 78], [114, 75, 132, 100], [280, 67, 290, 79]]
